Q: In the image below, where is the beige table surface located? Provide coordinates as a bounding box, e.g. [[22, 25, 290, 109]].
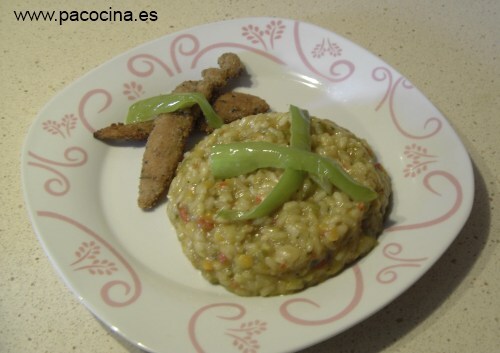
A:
[[1, 1, 499, 352]]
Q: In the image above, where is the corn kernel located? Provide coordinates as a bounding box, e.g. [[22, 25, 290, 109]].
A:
[[202, 259, 214, 271], [236, 254, 253, 269]]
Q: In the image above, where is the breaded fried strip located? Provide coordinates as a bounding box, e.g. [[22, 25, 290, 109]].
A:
[[138, 113, 194, 209], [94, 91, 270, 141], [94, 53, 244, 141], [93, 120, 154, 141], [92, 53, 246, 209], [174, 53, 245, 100], [210, 91, 270, 127], [137, 53, 245, 209]]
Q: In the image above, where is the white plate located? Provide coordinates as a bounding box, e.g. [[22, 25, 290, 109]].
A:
[[22, 17, 474, 353]]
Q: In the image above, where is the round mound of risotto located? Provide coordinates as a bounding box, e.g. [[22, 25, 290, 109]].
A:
[[167, 112, 391, 296]]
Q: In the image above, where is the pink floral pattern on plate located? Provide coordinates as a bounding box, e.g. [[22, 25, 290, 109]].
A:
[[376, 243, 428, 284], [26, 147, 87, 196], [127, 20, 287, 80], [123, 81, 145, 101], [26, 78, 141, 308], [226, 320, 267, 353], [311, 38, 342, 58], [189, 303, 267, 353], [241, 20, 285, 50], [42, 114, 78, 138], [373, 67, 442, 139], [280, 265, 364, 325], [403, 143, 437, 178], [38, 211, 142, 307], [294, 22, 355, 82], [71, 241, 119, 275]]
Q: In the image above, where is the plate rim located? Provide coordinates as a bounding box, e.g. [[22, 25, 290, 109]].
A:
[[21, 16, 475, 353]]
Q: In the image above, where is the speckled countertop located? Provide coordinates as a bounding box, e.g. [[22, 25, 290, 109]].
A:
[[1, 1, 498, 352]]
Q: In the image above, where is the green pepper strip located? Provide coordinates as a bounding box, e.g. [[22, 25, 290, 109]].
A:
[[125, 92, 223, 129], [217, 105, 311, 220], [209, 141, 378, 202]]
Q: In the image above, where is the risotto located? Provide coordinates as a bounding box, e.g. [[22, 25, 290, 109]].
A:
[[167, 112, 391, 296]]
